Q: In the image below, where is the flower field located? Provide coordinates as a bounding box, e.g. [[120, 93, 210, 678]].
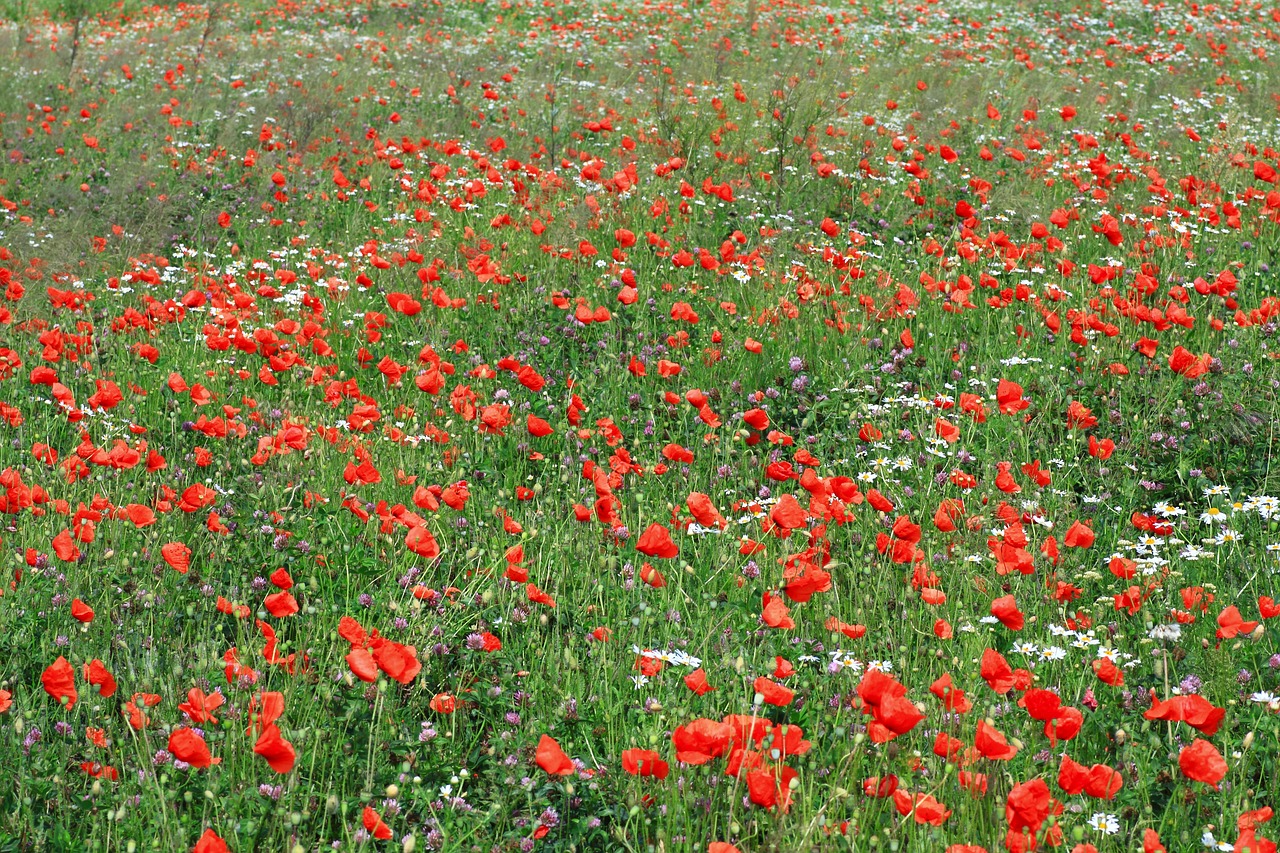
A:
[[1, 0, 1280, 849]]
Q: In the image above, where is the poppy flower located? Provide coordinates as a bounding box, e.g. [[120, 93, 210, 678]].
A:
[[193, 829, 230, 853], [0, 690, 11, 714], [672, 719, 732, 764], [1179, 738, 1227, 787], [893, 790, 952, 826], [1144, 694, 1225, 736], [373, 640, 421, 684], [179, 689, 225, 725], [71, 598, 94, 623], [1062, 520, 1095, 548], [405, 525, 440, 559], [708, 844, 741, 853], [870, 691, 925, 740], [990, 595, 1025, 631], [254, 723, 297, 773], [761, 591, 795, 630], [753, 676, 794, 706], [84, 659, 117, 698], [928, 674, 972, 713], [746, 764, 799, 812], [996, 380, 1029, 414], [621, 748, 669, 779], [346, 647, 378, 682], [429, 693, 457, 713], [168, 727, 215, 769], [535, 734, 575, 776], [264, 591, 298, 617], [362, 806, 393, 840], [1092, 657, 1124, 686], [636, 523, 678, 558], [1044, 707, 1084, 745], [42, 657, 77, 708], [975, 720, 1018, 760], [768, 494, 807, 530], [638, 563, 666, 588], [1216, 605, 1259, 639], [684, 668, 716, 695], [526, 583, 556, 608], [1084, 764, 1123, 799], [1021, 689, 1063, 720], [1005, 778, 1051, 833]]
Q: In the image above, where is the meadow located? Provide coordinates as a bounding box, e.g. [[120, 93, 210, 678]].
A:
[[0, 0, 1278, 849]]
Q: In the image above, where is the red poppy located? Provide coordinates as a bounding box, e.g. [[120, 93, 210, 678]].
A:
[[1179, 738, 1227, 787], [526, 414, 554, 437], [864, 775, 899, 797], [373, 639, 421, 684], [761, 591, 795, 630], [638, 563, 666, 588], [975, 720, 1018, 760], [84, 659, 117, 698], [362, 806, 393, 840], [1084, 764, 1123, 799], [264, 591, 298, 617], [684, 668, 716, 696], [930, 674, 972, 713], [1062, 520, 1095, 548], [42, 656, 77, 708], [996, 380, 1029, 414], [254, 724, 297, 773], [636, 523, 678, 558], [71, 598, 94, 623], [753, 676, 794, 706], [769, 494, 807, 530], [1144, 694, 1225, 736], [1216, 605, 1259, 639], [405, 525, 440, 559], [429, 693, 457, 714], [535, 734, 575, 776], [526, 583, 557, 608], [621, 748, 669, 779], [168, 727, 215, 769], [1092, 657, 1124, 686], [193, 829, 230, 853], [746, 764, 799, 812], [990, 595, 1025, 631], [672, 719, 732, 764], [892, 790, 952, 826], [1005, 778, 1051, 833], [1044, 707, 1084, 745], [346, 647, 378, 682], [179, 689, 225, 725]]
